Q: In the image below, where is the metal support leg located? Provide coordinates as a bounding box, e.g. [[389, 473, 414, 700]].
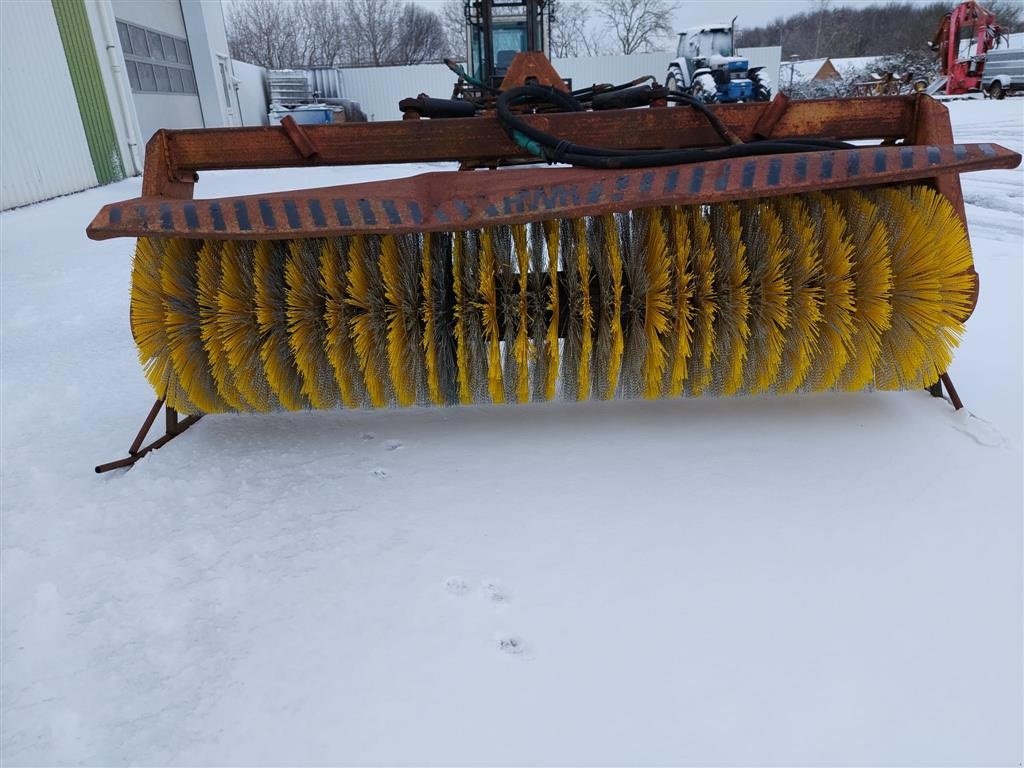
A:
[[926, 372, 964, 411], [95, 399, 202, 473]]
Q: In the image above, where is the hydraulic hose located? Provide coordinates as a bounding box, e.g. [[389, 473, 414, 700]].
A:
[[495, 85, 853, 169]]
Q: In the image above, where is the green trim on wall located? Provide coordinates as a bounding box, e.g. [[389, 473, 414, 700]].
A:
[[51, 0, 124, 184]]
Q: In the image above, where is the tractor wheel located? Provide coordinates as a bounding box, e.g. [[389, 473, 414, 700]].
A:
[[988, 80, 1005, 100], [752, 71, 773, 102], [666, 67, 683, 106], [693, 73, 718, 104]]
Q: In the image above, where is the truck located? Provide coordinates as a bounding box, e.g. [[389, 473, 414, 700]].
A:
[[982, 46, 1024, 99], [666, 21, 771, 103]]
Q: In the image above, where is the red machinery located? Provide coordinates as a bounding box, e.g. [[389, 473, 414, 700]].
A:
[[930, 1, 1002, 95]]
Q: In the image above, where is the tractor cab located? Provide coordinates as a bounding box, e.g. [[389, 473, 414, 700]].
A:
[[465, 0, 551, 89]]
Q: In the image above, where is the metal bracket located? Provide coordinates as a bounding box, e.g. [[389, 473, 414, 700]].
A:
[[95, 399, 202, 473]]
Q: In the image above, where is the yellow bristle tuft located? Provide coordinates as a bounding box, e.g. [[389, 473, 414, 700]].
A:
[[131, 238, 181, 406], [870, 186, 975, 389], [452, 233, 473, 405], [476, 228, 505, 404], [805, 193, 856, 392], [741, 201, 791, 395], [773, 196, 824, 394], [906, 186, 975, 386], [686, 207, 717, 397], [574, 218, 594, 401], [835, 191, 893, 391], [286, 239, 338, 410], [320, 238, 364, 408], [346, 235, 391, 408], [512, 225, 531, 403], [641, 210, 673, 399], [216, 240, 273, 412], [711, 203, 750, 396], [420, 232, 444, 405], [380, 235, 418, 406], [603, 214, 624, 399], [255, 240, 309, 410], [161, 238, 225, 413], [664, 206, 694, 398], [543, 219, 560, 401], [197, 241, 250, 411]]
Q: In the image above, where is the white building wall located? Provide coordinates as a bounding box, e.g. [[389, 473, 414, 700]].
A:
[[181, 0, 241, 128], [0, 1, 97, 210], [109, 0, 204, 141], [83, 0, 144, 175]]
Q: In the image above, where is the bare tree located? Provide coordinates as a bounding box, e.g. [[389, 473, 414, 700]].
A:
[[295, 0, 347, 66], [592, 0, 678, 55], [391, 4, 449, 65], [226, 0, 301, 68], [551, 1, 608, 57], [441, 0, 468, 60]]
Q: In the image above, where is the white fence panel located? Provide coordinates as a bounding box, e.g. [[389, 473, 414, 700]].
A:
[[1, 1, 97, 210]]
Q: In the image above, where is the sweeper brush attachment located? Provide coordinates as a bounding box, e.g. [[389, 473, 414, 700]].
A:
[[88, 85, 1020, 471]]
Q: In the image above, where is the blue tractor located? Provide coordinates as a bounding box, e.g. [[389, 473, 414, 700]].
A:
[[665, 21, 772, 103]]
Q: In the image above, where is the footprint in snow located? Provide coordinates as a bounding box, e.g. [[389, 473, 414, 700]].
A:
[[372, 467, 389, 479], [496, 634, 531, 658], [444, 578, 471, 596], [385, 440, 403, 451], [950, 409, 1005, 447], [483, 581, 510, 603]]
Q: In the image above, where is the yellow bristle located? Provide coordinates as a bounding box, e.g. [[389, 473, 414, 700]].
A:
[[711, 203, 750, 396], [320, 238, 364, 408], [512, 224, 531, 403], [286, 239, 338, 410], [740, 201, 791, 395], [346, 235, 391, 408], [130, 239, 172, 398], [905, 186, 975, 387], [380, 235, 418, 406], [835, 191, 893, 391], [871, 186, 975, 389], [160, 238, 225, 413], [772, 196, 824, 394], [452, 233, 473, 405], [641, 210, 673, 399], [664, 206, 694, 398], [603, 214, 624, 399], [420, 232, 444, 405], [573, 218, 593, 401], [543, 219, 560, 401], [686, 207, 717, 397], [255, 240, 309, 411], [475, 228, 505, 404], [804, 193, 856, 392], [197, 241, 250, 411], [216, 240, 273, 412]]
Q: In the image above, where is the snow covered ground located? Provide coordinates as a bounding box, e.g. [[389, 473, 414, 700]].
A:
[[2, 100, 1022, 766]]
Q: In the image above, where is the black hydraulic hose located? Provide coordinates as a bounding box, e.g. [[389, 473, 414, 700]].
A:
[[495, 85, 853, 169]]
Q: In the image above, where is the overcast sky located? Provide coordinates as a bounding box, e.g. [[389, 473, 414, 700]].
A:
[[413, 0, 895, 32]]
